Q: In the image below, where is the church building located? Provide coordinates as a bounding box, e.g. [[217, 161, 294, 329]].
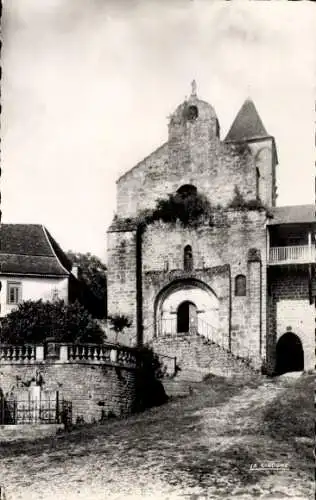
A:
[[107, 82, 315, 376]]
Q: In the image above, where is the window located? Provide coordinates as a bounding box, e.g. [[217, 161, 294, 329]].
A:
[[187, 105, 198, 121], [256, 168, 260, 200], [184, 245, 193, 272], [7, 282, 22, 305], [235, 275, 246, 297]]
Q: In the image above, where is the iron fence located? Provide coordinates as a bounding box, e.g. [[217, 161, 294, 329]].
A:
[[0, 394, 72, 425]]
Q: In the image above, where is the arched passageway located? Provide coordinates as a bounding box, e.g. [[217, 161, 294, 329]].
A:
[[177, 301, 198, 334], [154, 279, 220, 342], [275, 332, 304, 375]]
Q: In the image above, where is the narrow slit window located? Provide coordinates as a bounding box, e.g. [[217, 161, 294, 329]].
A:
[[235, 275, 246, 297], [184, 245, 193, 272], [256, 167, 260, 200]]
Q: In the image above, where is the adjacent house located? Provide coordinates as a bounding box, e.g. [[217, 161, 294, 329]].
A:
[[0, 224, 74, 317]]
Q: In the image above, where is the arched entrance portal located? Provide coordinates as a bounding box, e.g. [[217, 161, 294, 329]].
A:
[[275, 332, 304, 375], [155, 279, 220, 342], [177, 301, 198, 334]]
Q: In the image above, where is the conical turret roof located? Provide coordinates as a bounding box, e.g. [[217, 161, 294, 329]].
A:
[[225, 99, 269, 142]]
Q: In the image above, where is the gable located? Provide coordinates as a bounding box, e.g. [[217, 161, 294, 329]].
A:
[[0, 224, 71, 277]]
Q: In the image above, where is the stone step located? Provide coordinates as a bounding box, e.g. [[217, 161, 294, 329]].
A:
[[153, 335, 258, 379], [176, 367, 210, 382], [161, 379, 192, 397]]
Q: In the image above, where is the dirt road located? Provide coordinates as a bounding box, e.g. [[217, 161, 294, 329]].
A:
[[0, 375, 313, 499]]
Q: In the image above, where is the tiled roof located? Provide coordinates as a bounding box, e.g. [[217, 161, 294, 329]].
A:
[[268, 205, 315, 225], [225, 99, 269, 142], [0, 224, 72, 276]]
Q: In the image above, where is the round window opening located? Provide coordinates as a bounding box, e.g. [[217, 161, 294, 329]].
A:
[[187, 105, 198, 121]]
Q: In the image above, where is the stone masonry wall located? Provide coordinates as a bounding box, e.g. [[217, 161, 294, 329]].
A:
[[117, 140, 257, 219], [267, 267, 315, 373], [107, 229, 138, 341], [0, 361, 139, 423], [116, 93, 263, 222], [248, 138, 276, 208], [141, 210, 267, 363]]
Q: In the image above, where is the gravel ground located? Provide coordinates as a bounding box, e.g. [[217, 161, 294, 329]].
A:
[[0, 375, 313, 500]]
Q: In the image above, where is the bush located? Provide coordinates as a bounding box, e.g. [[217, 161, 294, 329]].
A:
[[108, 314, 132, 342], [138, 190, 213, 228], [108, 314, 132, 334], [228, 186, 265, 211], [0, 299, 104, 344]]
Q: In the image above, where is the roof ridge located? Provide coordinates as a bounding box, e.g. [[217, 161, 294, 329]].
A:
[[0, 252, 59, 257], [117, 141, 168, 183], [1, 223, 43, 227], [42, 225, 70, 275]]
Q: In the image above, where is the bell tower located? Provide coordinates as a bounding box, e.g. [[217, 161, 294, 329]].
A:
[[225, 99, 278, 207], [168, 81, 220, 176], [168, 81, 220, 142]]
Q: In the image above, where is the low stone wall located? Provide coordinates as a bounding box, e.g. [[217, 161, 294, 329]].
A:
[[0, 343, 147, 424]]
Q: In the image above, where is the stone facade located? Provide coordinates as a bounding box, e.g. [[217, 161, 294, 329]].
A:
[[267, 267, 315, 373], [107, 84, 315, 376]]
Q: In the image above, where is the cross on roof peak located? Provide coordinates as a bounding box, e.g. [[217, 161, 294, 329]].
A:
[[191, 79, 197, 97]]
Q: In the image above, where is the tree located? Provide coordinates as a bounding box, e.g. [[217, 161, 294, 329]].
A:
[[108, 314, 132, 343], [67, 251, 107, 317], [0, 299, 104, 344]]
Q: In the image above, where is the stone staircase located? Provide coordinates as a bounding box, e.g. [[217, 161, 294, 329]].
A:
[[152, 334, 260, 398]]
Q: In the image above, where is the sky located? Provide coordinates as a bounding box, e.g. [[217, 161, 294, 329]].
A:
[[2, 0, 316, 263]]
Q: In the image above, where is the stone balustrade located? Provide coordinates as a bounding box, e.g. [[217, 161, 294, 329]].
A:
[[0, 344, 37, 362], [0, 342, 139, 369]]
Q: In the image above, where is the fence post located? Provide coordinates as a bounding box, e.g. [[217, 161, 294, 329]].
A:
[[36, 345, 44, 361], [110, 348, 117, 363], [60, 345, 68, 362]]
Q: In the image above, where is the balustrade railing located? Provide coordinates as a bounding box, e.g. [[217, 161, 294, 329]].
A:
[[269, 245, 315, 264], [67, 344, 112, 362], [0, 344, 36, 361], [0, 342, 138, 368], [155, 317, 219, 343]]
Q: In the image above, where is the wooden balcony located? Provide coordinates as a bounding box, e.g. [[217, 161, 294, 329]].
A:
[[269, 245, 315, 265]]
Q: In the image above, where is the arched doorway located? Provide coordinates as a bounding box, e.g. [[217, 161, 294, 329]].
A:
[[154, 278, 221, 342], [177, 301, 197, 334], [275, 332, 304, 375]]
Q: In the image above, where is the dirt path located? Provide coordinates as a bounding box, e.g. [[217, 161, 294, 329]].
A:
[[0, 376, 313, 500]]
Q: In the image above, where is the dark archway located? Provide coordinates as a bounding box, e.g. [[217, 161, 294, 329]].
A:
[[177, 184, 197, 198], [275, 332, 304, 375], [177, 301, 197, 334]]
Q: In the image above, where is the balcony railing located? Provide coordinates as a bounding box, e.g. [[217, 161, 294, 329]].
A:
[[269, 245, 315, 265]]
